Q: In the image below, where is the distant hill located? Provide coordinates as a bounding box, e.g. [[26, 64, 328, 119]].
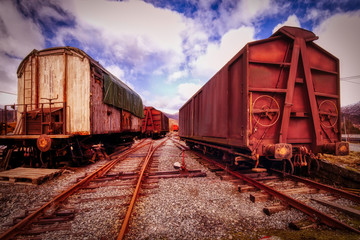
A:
[[165, 112, 179, 120], [342, 101, 360, 125]]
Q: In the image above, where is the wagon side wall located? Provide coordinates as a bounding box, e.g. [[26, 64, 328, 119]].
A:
[[161, 112, 169, 132], [90, 71, 122, 134], [179, 46, 248, 148]]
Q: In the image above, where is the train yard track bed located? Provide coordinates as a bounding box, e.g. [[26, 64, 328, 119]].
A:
[[1, 138, 360, 239], [0, 155, 113, 238], [124, 140, 323, 240]]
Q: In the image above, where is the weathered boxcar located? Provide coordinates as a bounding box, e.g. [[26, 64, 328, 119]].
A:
[[179, 26, 348, 173], [142, 106, 169, 138], [0, 47, 144, 168]]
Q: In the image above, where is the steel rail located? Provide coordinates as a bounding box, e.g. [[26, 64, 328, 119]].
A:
[[0, 140, 150, 240], [174, 140, 360, 234], [271, 169, 360, 204], [117, 138, 168, 240]]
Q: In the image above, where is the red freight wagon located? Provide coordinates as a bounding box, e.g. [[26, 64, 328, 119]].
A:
[[179, 26, 348, 173], [142, 106, 169, 137]]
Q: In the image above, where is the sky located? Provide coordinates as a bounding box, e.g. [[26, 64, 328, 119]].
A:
[[0, 0, 360, 114]]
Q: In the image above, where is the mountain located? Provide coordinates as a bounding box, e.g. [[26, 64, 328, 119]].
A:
[[165, 112, 179, 120], [342, 101, 360, 125]]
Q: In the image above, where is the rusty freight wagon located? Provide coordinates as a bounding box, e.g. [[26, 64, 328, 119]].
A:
[[0, 47, 144, 168], [142, 106, 169, 138], [179, 26, 348, 174]]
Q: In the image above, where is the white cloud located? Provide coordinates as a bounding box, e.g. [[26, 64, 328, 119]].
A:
[[57, 0, 188, 73], [215, 0, 279, 34], [166, 70, 188, 83], [313, 11, 360, 106], [237, 0, 272, 22], [272, 14, 301, 33], [105, 65, 125, 80], [104, 64, 136, 91], [75, 0, 185, 51], [142, 82, 202, 114], [192, 26, 255, 78], [0, 0, 45, 105], [177, 82, 202, 101]]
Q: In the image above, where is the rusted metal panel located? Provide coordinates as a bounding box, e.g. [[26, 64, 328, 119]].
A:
[[91, 71, 121, 134], [179, 99, 192, 137], [142, 107, 169, 135], [180, 26, 343, 157], [228, 53, 245, 143]]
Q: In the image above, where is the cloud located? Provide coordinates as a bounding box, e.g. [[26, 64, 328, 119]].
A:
[[192, 26, 255, 78], [142, 82, 202, 114], [177, 82, 202, 101], [215, 0, 278, 35], [313, 10, 360, 106], [57, 0, 188, 73], [272, 14, 301, 33], [166, 70, 188, 83], [0, 0, 45, 104], [104, 64, 137, 91]]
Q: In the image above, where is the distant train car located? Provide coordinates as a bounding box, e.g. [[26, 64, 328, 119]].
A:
[[179, 26, 348, 174], [142, 106, 169, 138], [0, 47, 144, 168], [168, 118, 179, 132]]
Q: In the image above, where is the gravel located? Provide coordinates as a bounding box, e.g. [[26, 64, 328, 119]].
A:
[[126, 140, 305, 239], [0, 158, 108, 234], [1, 139, 357, 240]]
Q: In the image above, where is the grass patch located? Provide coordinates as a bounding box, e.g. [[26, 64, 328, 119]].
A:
[[320, 151, 360, 172]]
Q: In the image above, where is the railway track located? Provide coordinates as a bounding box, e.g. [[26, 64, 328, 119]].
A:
[[173, 139, 360, 234], [0, 138, 168, 239]]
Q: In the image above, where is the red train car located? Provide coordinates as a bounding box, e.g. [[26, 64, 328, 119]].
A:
[[179, 26, 348, 173], [173, 124, 179, 132], [142, 106, 169, 137]]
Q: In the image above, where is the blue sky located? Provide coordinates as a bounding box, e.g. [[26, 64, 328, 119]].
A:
[[1, 0, 360, 113]]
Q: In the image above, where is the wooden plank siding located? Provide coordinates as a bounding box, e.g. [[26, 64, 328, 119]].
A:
[[66, 54, 91, 134], [17, 51, 91, 135], [16, 47, 142, 136], [91, 71, 121, 134]]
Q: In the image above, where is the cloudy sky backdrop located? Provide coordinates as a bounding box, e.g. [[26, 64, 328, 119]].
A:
[[1, 0, 360, 113]]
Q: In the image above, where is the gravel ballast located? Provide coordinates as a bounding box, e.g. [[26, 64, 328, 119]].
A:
[[1, 138, 358, 239], [126, 140, 306, 239]]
